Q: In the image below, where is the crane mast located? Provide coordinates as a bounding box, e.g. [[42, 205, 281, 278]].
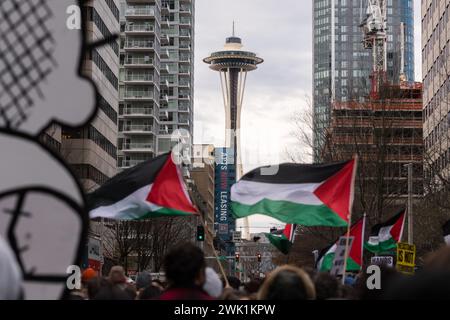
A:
[[361, 0, 387, 99]]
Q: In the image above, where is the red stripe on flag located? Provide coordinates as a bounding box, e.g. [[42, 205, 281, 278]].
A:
[[313, 159, 356, 223], [147, 153, 198, 214], [390, 210, 406, 242], [349, 217, 364, 266]]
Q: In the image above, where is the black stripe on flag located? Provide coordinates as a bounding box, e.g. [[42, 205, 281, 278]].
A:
[[369, 208, 405, 236], [87, 153, 170, 210], [240, 161, 349, 184]]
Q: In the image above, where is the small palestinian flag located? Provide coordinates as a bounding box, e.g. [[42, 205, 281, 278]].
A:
[[364, 209, 406, 254], [265, 224, 297, 255], [316, 216, 366, 272], [442, 220, 450, 245], [88, 153, 198, 220], [230, 159, 357, 227]]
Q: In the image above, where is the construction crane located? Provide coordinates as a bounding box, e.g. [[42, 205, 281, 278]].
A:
[[360, 0, 387, 99]]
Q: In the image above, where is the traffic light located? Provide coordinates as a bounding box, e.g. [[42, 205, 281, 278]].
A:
[[235, 253, 240, 262], [257, 253, 262, 262], [196, 225, 205, 241]]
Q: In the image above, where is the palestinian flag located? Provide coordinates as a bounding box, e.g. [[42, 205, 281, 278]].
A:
[[443, 220, 450, 246], [364, 209, 406, 254], [265, 224, 297, 255], [88, 152, 198, 219], [230, 159, 357, 227], [317, 216, 366, 272]]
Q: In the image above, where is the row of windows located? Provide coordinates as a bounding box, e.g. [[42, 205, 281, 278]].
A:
[[87, 49, 119, 90], [85, 7, 119, 56], [424, 73, 450, 121], [71, 164, 110, 186], [40, 133, 61, 154], [63, 125, 117, 159], [105, 0, 120, 22], [425, 148, 450, 180], [422, 2, 450, 67], [98, 95, 118, 124], [424, 114, 450, 151]]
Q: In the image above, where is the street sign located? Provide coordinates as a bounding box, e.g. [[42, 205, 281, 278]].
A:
[[232, 231, 242, 242], [330, 236, 354, 277], [396, 242, 416, 275], [371, 256, 394, 267]]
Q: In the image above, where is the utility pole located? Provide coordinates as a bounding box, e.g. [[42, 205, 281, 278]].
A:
[[407, 163, 413, 244]]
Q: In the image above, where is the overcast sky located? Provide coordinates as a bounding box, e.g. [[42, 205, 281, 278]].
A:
[[193, 0, 423, 234]]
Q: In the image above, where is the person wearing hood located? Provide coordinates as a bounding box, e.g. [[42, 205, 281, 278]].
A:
[[203, 267, 223, 298]]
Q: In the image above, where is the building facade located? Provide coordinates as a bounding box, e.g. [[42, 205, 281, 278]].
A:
[[313, 0, 415, 159], [62, 0, 121, 192], [117, 0, 194, 170], [422, 0, 450, 178]]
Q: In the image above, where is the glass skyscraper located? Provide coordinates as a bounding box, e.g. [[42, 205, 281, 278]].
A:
[[313, 0, 415, 159]]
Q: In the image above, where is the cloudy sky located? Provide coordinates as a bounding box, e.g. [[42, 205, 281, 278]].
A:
[[193, 0, 423, 234]]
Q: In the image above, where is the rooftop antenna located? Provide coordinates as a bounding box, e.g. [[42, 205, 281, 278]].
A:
[[232, 20, 235, 37]]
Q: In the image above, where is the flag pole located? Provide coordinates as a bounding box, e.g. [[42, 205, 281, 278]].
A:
[[361, 213, 367, 271], [200, 216, 230, 288], [341, 155, 358, 285]]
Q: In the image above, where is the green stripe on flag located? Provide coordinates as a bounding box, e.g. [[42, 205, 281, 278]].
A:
[[319, 254, 361, 272], [231, 199, 347, 227], [364, 237, 397, 254]]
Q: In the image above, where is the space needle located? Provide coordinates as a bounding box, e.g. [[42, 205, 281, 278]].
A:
[[204, 25, 263, 240]]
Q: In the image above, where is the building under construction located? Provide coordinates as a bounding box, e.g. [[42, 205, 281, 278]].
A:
[[322, 82, 423, 201]]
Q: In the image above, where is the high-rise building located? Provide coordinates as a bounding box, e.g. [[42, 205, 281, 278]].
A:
[[313, 0, 415, 159], [422, 0, 450, 178], [61, 0, 121, 192], [117, 0, 194, 170]]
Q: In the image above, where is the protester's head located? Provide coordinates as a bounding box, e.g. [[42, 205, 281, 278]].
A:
[[382, 271, 450, 300], [224, 276, 241, 290], [244, 278, 263, 295], [424, 245, 450, 272], [81, 268, 97, 285], [221, 287, 249, 300], [108, 266, 126, 285], [314, 272, 339, 300], [203, 267, 223, 298], [355, 266, 400, 300], [93, 282, 133, 300], [152, 279, 165, 291], [139, 285, 162, 300], [86, 277, 108, 300], [136, 271, 152, 290], [163, 243, 206, 288], [257, 265, 316, 300], [0, 236, 22, 300]]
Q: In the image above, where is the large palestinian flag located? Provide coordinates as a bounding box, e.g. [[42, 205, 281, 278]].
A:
[[230, 159, 357, 227], [364, 209, 406, 254], [265, 224, 297, 255], [317, 216, 366, 272], [88, 153, 198, 220]]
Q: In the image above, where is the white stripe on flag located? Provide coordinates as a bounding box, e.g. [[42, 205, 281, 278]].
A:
[[231, 180, 323, 206], [90, 184, 162, 220]]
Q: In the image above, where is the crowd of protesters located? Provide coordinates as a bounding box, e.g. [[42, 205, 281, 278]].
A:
[[3, 239, 450, 300]]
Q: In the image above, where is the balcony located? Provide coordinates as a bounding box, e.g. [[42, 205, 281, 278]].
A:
[[179, 54, 190, 63], [179, 68, 190, 75], [178, 117, 190, 125], [161, 49, 170, 59], [160, 94, 169, 103], [179, 103, 189, 112], [159, 126, 169, 135], [179, 18, 191, 27], [124, 40, 154, 52], [125, 7, 156, 19], [179, 43, 191, 50], [161, 33, 170, 44], [121, 160, 144, 168], [179, 81, 190, 88], [124, 73, 153, 83], [159, 110, 169, 120], [121, 108, 155, 118], [122, 143, 154, 153], [179, 6, 192, 15], [125, 24, 154, 35], [160, 79, 170, 87], [124, 91, 154, 101], [124, 56, 154, 68], [179, 94, 190, 100], [160, 65, 170, 73], [122, 124, 155, 135]]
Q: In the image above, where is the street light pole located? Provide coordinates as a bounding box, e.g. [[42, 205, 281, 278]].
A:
[[407, 163, 413, 244]]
